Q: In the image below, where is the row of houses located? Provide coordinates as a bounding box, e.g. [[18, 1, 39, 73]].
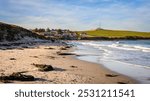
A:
[[43, 32, 77, 40], [32, 29, 88, 40], [42, 29, 78, 40]]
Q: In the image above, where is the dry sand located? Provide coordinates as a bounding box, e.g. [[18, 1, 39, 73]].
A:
[[0, 44, 136, 84]]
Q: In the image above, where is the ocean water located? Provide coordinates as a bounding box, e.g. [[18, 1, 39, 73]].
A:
[[69, 40, 150, 83]]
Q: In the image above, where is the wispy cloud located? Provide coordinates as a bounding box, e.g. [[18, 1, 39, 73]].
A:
[[0, 0, 150, 31]]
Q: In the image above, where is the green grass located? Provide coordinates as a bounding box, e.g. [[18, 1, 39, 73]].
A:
[[78, 29, 150, 38]]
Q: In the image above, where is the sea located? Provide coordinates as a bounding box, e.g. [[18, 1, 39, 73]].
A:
[[69, 40, 150, 83]]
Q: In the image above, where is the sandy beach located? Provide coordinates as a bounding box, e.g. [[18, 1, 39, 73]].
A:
[[0, 43, 136, 84]]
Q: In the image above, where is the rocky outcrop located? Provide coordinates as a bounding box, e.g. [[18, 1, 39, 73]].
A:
[[0, 22, 44, 42]]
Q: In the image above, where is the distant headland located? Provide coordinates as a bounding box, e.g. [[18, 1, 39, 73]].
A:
[[1, 22, 150, 41]]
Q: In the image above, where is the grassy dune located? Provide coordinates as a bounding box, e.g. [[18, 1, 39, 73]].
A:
[[78, 29, 150, 39]]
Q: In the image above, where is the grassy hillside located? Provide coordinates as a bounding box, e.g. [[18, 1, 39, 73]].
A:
[[0, 22, 47, 42], [78, 29, 150, 39]]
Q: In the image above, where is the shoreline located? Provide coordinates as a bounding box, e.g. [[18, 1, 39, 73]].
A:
[[68, 44, 138, 83], [68, 55, 137, 84], [70, 40, 150, 83], [75, 56, 139, 83], [0, 43, 137, 84]]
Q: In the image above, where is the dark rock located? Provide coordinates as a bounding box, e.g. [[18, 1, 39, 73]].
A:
[[60, 45, 72, 50], [0, 22, 40, 42], [0, 72, 35, 81], [1, 80, 13, 83], [117, 82, 128, 84], [58, 52, 76, 55], [0, 44, 11, 47], [17, 48, 24, 50], [65, 46, 72, 48], [10, 58, 16, 60], [56, 51, 61, 54], [32, 63, 54, 72], [22, 46, 29, 48], [70, 66, 78, 68], [105, 74, 118, 77], [60, 47, 68, 50], [44, 47, 55, 50], [30, 56, 38, 58]]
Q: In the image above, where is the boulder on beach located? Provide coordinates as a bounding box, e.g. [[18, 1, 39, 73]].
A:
[[57, 52, 76, 55], [0, 72, 35, 81], [32, 63, 54, 72], [105, 74, 118, 77]]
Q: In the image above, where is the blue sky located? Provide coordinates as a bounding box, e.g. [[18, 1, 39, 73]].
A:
[[0, 0, 150, 31]]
